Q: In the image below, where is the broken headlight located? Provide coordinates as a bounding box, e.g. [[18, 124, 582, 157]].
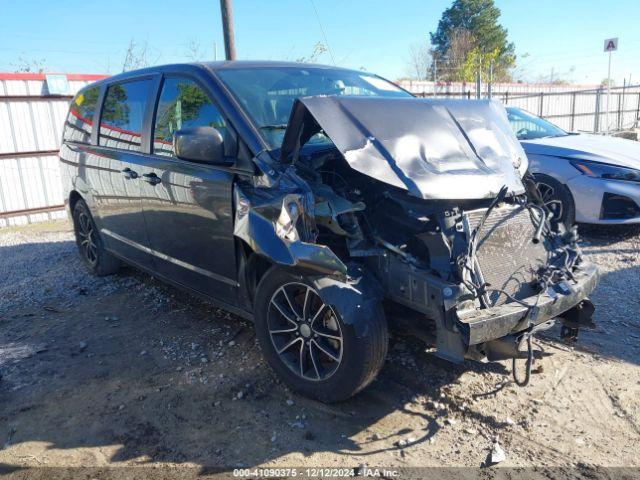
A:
[[570, 159, 640, 183]]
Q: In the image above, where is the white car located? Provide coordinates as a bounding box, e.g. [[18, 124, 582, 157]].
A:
[[507, 107, 640, 226]]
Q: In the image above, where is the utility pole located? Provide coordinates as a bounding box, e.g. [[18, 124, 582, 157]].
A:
[[488, 59, 493, 99], [220, 0, 236, 61], [433, 58, 437, 96], [475, 56, 481, 99], [620, 78, 627, 130]]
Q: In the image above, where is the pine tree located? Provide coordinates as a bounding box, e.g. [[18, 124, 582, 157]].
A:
[[430, 0, 515, 81]]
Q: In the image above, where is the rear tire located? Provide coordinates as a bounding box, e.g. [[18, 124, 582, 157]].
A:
[[533, 173, 576, 229], [254, 266, 388, 403], [72, 199, 121, 276]]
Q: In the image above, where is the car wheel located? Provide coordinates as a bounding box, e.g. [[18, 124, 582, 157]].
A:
[[534, 174, 576, 229], [72, 199, 121, 276], [254, 266, 388, 403]]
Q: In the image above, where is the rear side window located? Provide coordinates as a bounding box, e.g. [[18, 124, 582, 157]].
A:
[[153, 77, 226, 157], [99, 79, 151, 151], [64, 86, 100, 144]]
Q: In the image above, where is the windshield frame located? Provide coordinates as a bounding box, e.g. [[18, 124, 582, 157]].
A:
[[506, 107, 569, 141], [214, 66, 413, 151]]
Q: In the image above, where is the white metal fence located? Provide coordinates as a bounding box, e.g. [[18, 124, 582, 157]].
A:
[[400, 80, 640, 133], [0, 73, 106, 227], [2, 74, 638, 228], [398, 80, 597, 96], [501, 86, 640, 133]]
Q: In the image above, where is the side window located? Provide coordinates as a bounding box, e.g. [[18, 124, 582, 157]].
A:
[[64, 86, 100, 144], [153, 77, 226, 157], [508, 111, 543, 136], [99, 79, 151, 152]]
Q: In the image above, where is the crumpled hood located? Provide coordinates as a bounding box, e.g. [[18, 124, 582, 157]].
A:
[[280, 97, 527, 200], [521, 133, 640, 169]]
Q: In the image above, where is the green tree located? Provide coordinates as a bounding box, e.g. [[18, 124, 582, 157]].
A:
[[101, 85, 129, 127], [457, 47, 501, 82], [430, 0, 515, 81], [155, 80, 222, 142]]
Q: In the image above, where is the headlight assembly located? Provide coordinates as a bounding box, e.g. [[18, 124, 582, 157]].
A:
[[570, 160, 640, 183]]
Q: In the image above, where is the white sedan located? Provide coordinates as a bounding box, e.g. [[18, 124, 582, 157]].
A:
[[507, 107, 640, 226]]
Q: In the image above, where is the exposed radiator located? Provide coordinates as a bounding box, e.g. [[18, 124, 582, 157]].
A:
[[465, 205, 550, 306]]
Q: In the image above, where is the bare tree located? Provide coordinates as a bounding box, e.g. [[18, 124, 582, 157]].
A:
[[122, 39, 160, 72], [12, 55, 46, 73], [527, 66, 576, 84], [600, 77, 615, 88], [509, 52, 530, 81], [185, 39, 204, 61], [406, 41, 431, 80], [444, 28, 476, 78], [296, 42, 328, 63]]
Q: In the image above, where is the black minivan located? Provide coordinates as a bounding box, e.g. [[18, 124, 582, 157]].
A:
[[60, 61, 598, 402]]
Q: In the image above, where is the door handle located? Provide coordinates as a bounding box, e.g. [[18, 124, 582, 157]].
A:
[[121, 168, 138, 179], [142, 172, 162, 185]]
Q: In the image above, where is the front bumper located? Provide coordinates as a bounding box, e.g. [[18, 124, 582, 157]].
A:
[[456, 261, 599, 346], [568, 175, 640, 224]]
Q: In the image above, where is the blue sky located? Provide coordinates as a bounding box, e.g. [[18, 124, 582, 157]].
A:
[[1, 0, 638, 85]]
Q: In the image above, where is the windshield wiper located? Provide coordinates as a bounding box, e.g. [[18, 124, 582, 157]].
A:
[[260, 124, 289, 130]]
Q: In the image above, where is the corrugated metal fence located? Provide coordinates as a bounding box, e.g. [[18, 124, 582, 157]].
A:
[[0, 73, 106, 227]]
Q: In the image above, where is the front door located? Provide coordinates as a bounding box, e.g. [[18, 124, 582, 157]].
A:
[[139, 75, 238, 303]]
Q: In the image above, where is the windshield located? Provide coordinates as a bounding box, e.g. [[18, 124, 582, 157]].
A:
[[216, 67, 411, 149], [506, 107, 568, 140]]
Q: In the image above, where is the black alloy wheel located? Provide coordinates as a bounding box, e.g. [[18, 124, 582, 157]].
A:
[[76, 208, 99, 266], [267, 282, 343, 381], [72, 199, 121, 276]]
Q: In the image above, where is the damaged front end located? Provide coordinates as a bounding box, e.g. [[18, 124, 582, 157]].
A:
[[235, 96, 599, 374]]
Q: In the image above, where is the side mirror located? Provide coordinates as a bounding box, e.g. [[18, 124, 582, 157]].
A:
[[173, 126, 225, 164]]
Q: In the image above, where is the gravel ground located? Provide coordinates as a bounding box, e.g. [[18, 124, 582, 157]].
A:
[[0, 220, 639, 478]]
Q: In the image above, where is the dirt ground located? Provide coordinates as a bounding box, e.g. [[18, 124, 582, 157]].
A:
[[1, 219, 639, 478]]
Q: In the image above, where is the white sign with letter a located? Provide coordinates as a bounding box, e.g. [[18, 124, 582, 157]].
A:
[[604, 38, 618, 52]]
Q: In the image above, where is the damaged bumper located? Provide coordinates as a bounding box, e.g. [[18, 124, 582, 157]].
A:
[[230, 92, 600, 368], [456, 261, 599, 347]]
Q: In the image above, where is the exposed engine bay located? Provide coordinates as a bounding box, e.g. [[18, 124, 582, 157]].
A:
[[233, 98, 599, 381]]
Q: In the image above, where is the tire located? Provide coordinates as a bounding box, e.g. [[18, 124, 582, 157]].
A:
[[533, 173, 576, 229], [72, 199, 121, 276], [254, 266, 388, 403]]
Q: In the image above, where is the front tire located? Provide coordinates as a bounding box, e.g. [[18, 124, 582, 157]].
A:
[[534, 174, 576, 229], [72, 199, 121, 276], [254, 266, 388, 403]]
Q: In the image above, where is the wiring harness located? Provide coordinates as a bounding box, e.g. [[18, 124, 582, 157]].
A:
[[457, 184, 584, 386]]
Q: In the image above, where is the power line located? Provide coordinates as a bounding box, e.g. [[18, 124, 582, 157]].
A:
[[309, 0, 335, 65], [0, 32, 132, 47], [518, 44, 640, 68]]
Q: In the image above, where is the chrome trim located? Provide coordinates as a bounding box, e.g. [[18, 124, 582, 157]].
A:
[[101, 228, 238, 287]]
